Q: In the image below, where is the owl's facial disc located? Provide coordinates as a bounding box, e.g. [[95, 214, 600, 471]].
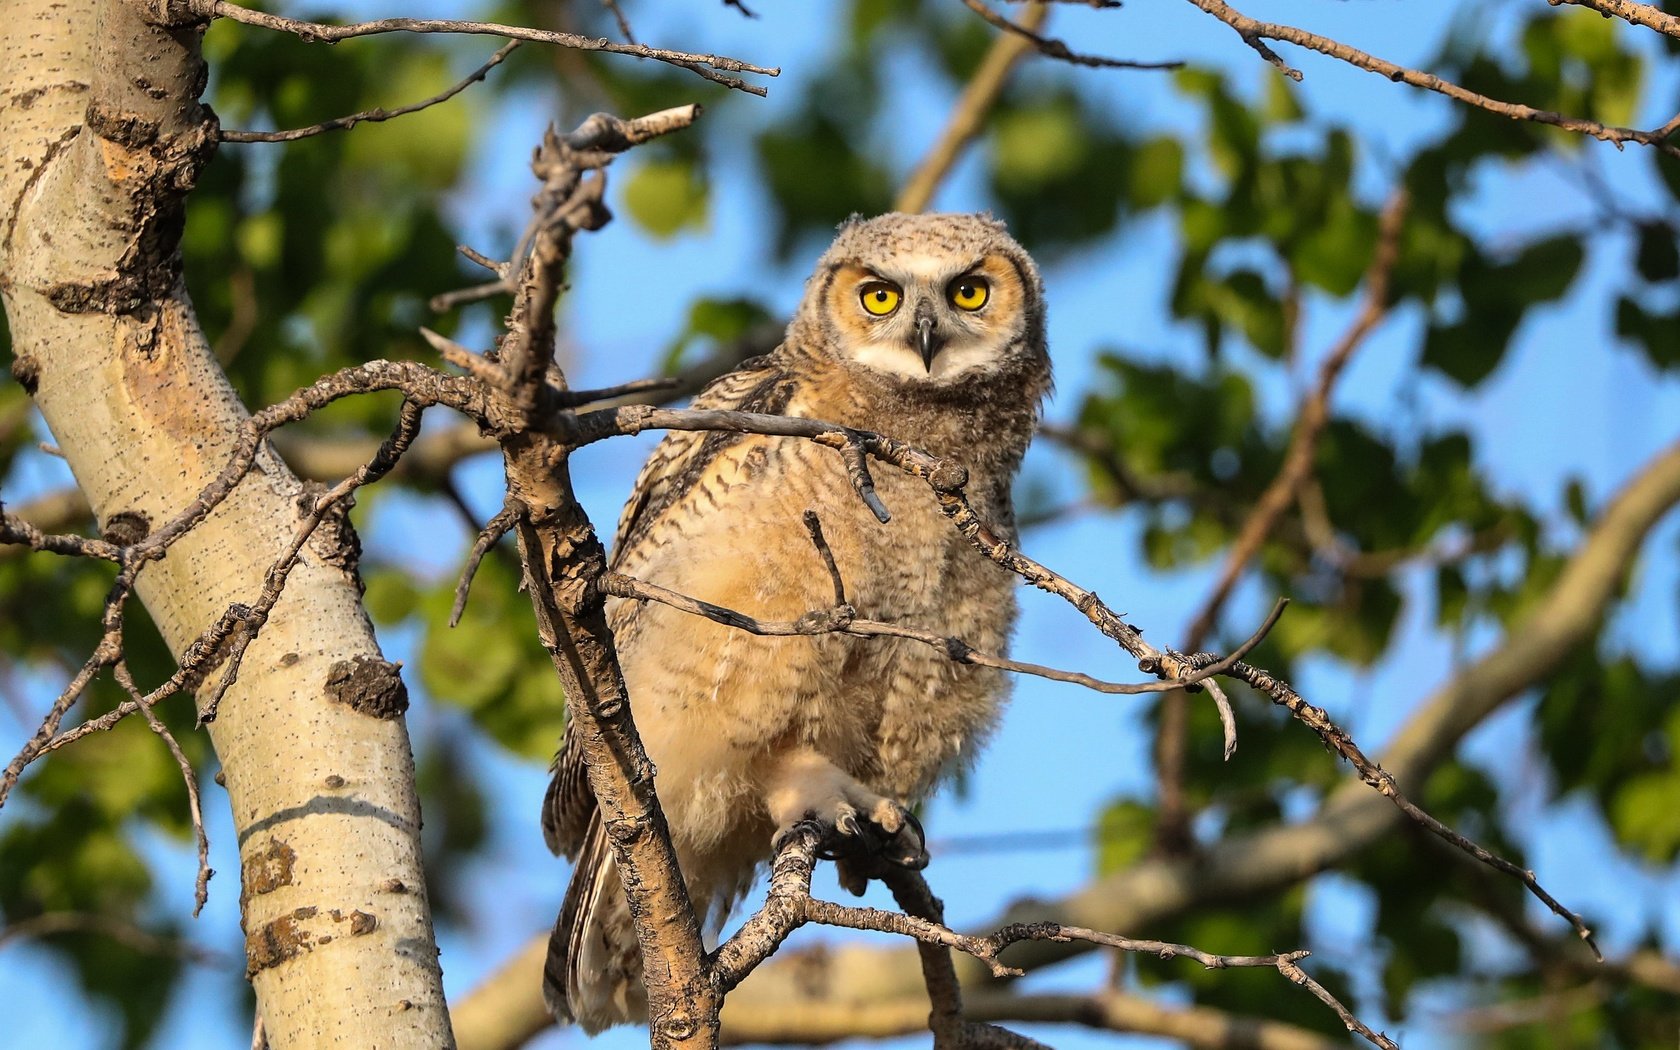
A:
[[831, 255, 1025, 383]]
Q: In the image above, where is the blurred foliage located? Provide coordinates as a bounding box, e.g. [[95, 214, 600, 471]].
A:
[[2, 0, 1679, 1047]]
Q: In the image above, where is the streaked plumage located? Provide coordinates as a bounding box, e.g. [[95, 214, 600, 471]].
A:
[[542, 212, 1052, 1030]]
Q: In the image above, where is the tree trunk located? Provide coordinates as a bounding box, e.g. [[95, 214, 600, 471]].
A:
[[0, 3, 454, 1047]]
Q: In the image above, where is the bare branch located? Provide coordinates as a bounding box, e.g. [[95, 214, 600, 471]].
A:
[[451, 498, 519, 627], [717, 826, 1394, 1048], [20, 399, 430, 767], [180, 0, 779, 95], [0, 568, 134, 808], [195, 398, 426, 724], [220, 41, 520, 142], [600, 569, 1283, 699], [1548, 0, 1680, 40], [481, 105, 718, 1048], [122, 661, 213, 916], [800, 510, 847, 607], [959, 0, 1182, 70], [0, 505, 124, 561], [1185, 0, 1680, 157]]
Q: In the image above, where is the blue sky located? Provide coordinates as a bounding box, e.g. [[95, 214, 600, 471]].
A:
[[4, 1, 1680, 1047]]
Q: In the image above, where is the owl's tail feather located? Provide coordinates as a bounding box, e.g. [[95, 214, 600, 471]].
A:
[[543, 815, 645, 1032]]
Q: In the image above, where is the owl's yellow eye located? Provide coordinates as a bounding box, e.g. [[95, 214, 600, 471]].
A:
[[950, 276, 990, 311], [859, 282, 902, 317]]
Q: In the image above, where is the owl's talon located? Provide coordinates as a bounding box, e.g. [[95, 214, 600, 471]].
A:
[[771, 817, 828, 858], [835, 806, 862, 840], [889, 809, 929, 869]]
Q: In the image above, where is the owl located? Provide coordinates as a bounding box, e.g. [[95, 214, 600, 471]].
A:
[[541, 212, 1052, 1030]]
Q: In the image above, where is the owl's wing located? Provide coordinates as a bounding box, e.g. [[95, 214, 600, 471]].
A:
[[608, 352, 796, 561], [542, 351, 796, 858]]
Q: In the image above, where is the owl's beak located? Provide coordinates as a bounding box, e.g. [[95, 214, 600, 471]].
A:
[[914, 304, 941, 371]]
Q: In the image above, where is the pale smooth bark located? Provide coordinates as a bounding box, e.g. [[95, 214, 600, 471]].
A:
[[0, 3, 452, 1047]]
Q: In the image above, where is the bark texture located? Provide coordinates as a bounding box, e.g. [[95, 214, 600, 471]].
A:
[[0, 3, 452, 1046]]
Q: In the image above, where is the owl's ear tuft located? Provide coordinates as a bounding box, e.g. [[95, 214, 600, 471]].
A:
[[836, 212, 867, 233]]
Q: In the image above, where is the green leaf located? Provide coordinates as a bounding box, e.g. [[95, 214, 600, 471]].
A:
[[1093, 799, 1154, 876], [1635, 224, 1679, 283], [1612, 770, 1680, 862], [1615, 296, 1680, 369], [623, 155, 709, 239], [663, 297, 774, 371]]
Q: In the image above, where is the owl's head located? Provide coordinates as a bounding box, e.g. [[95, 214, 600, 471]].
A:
[[792, 212, 1048, 388]]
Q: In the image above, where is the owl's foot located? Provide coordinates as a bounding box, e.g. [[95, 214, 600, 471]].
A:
[[765, 752, 929, 888]]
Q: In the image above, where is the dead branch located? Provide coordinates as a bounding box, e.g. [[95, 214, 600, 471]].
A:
[[173, 0, 779, 95], [1548, 0, 1680, 39], [461, 103, 718, 1050], [1184, 0, 1680, 158], [451, 498, 519, 627], [600, 568, 1284, 699], [220, 41, 520, 142], [0, 502, 123, 561], [716, 824, 1396, 1048], [959, 0, 1181, 71], [0, 568, 134, 809], [122, 661, 213, 916]]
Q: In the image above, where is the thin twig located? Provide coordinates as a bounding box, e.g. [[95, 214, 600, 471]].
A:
[[716, 826, 1394, 1048], [600, 0, 637, 43], [1185, 0, 1680, 157], [451, 498, 519, 627], [959, 0, 1181, 70], [456, 243, 505, 276], [0, 509, 124, 562], [800, 510, 847, 606], [601, 570, 1283, 698], [0, 569, 134, 808], [19, 401, 428, 771], [883, 868, 1049, 1050], [184, 0, 779, 95], [556, 376, 681, 408], [220, 41, 520, 142], [121, 661, 213, 916], [196, 399, 425, 724], [1547, 0, 1680, 41]]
